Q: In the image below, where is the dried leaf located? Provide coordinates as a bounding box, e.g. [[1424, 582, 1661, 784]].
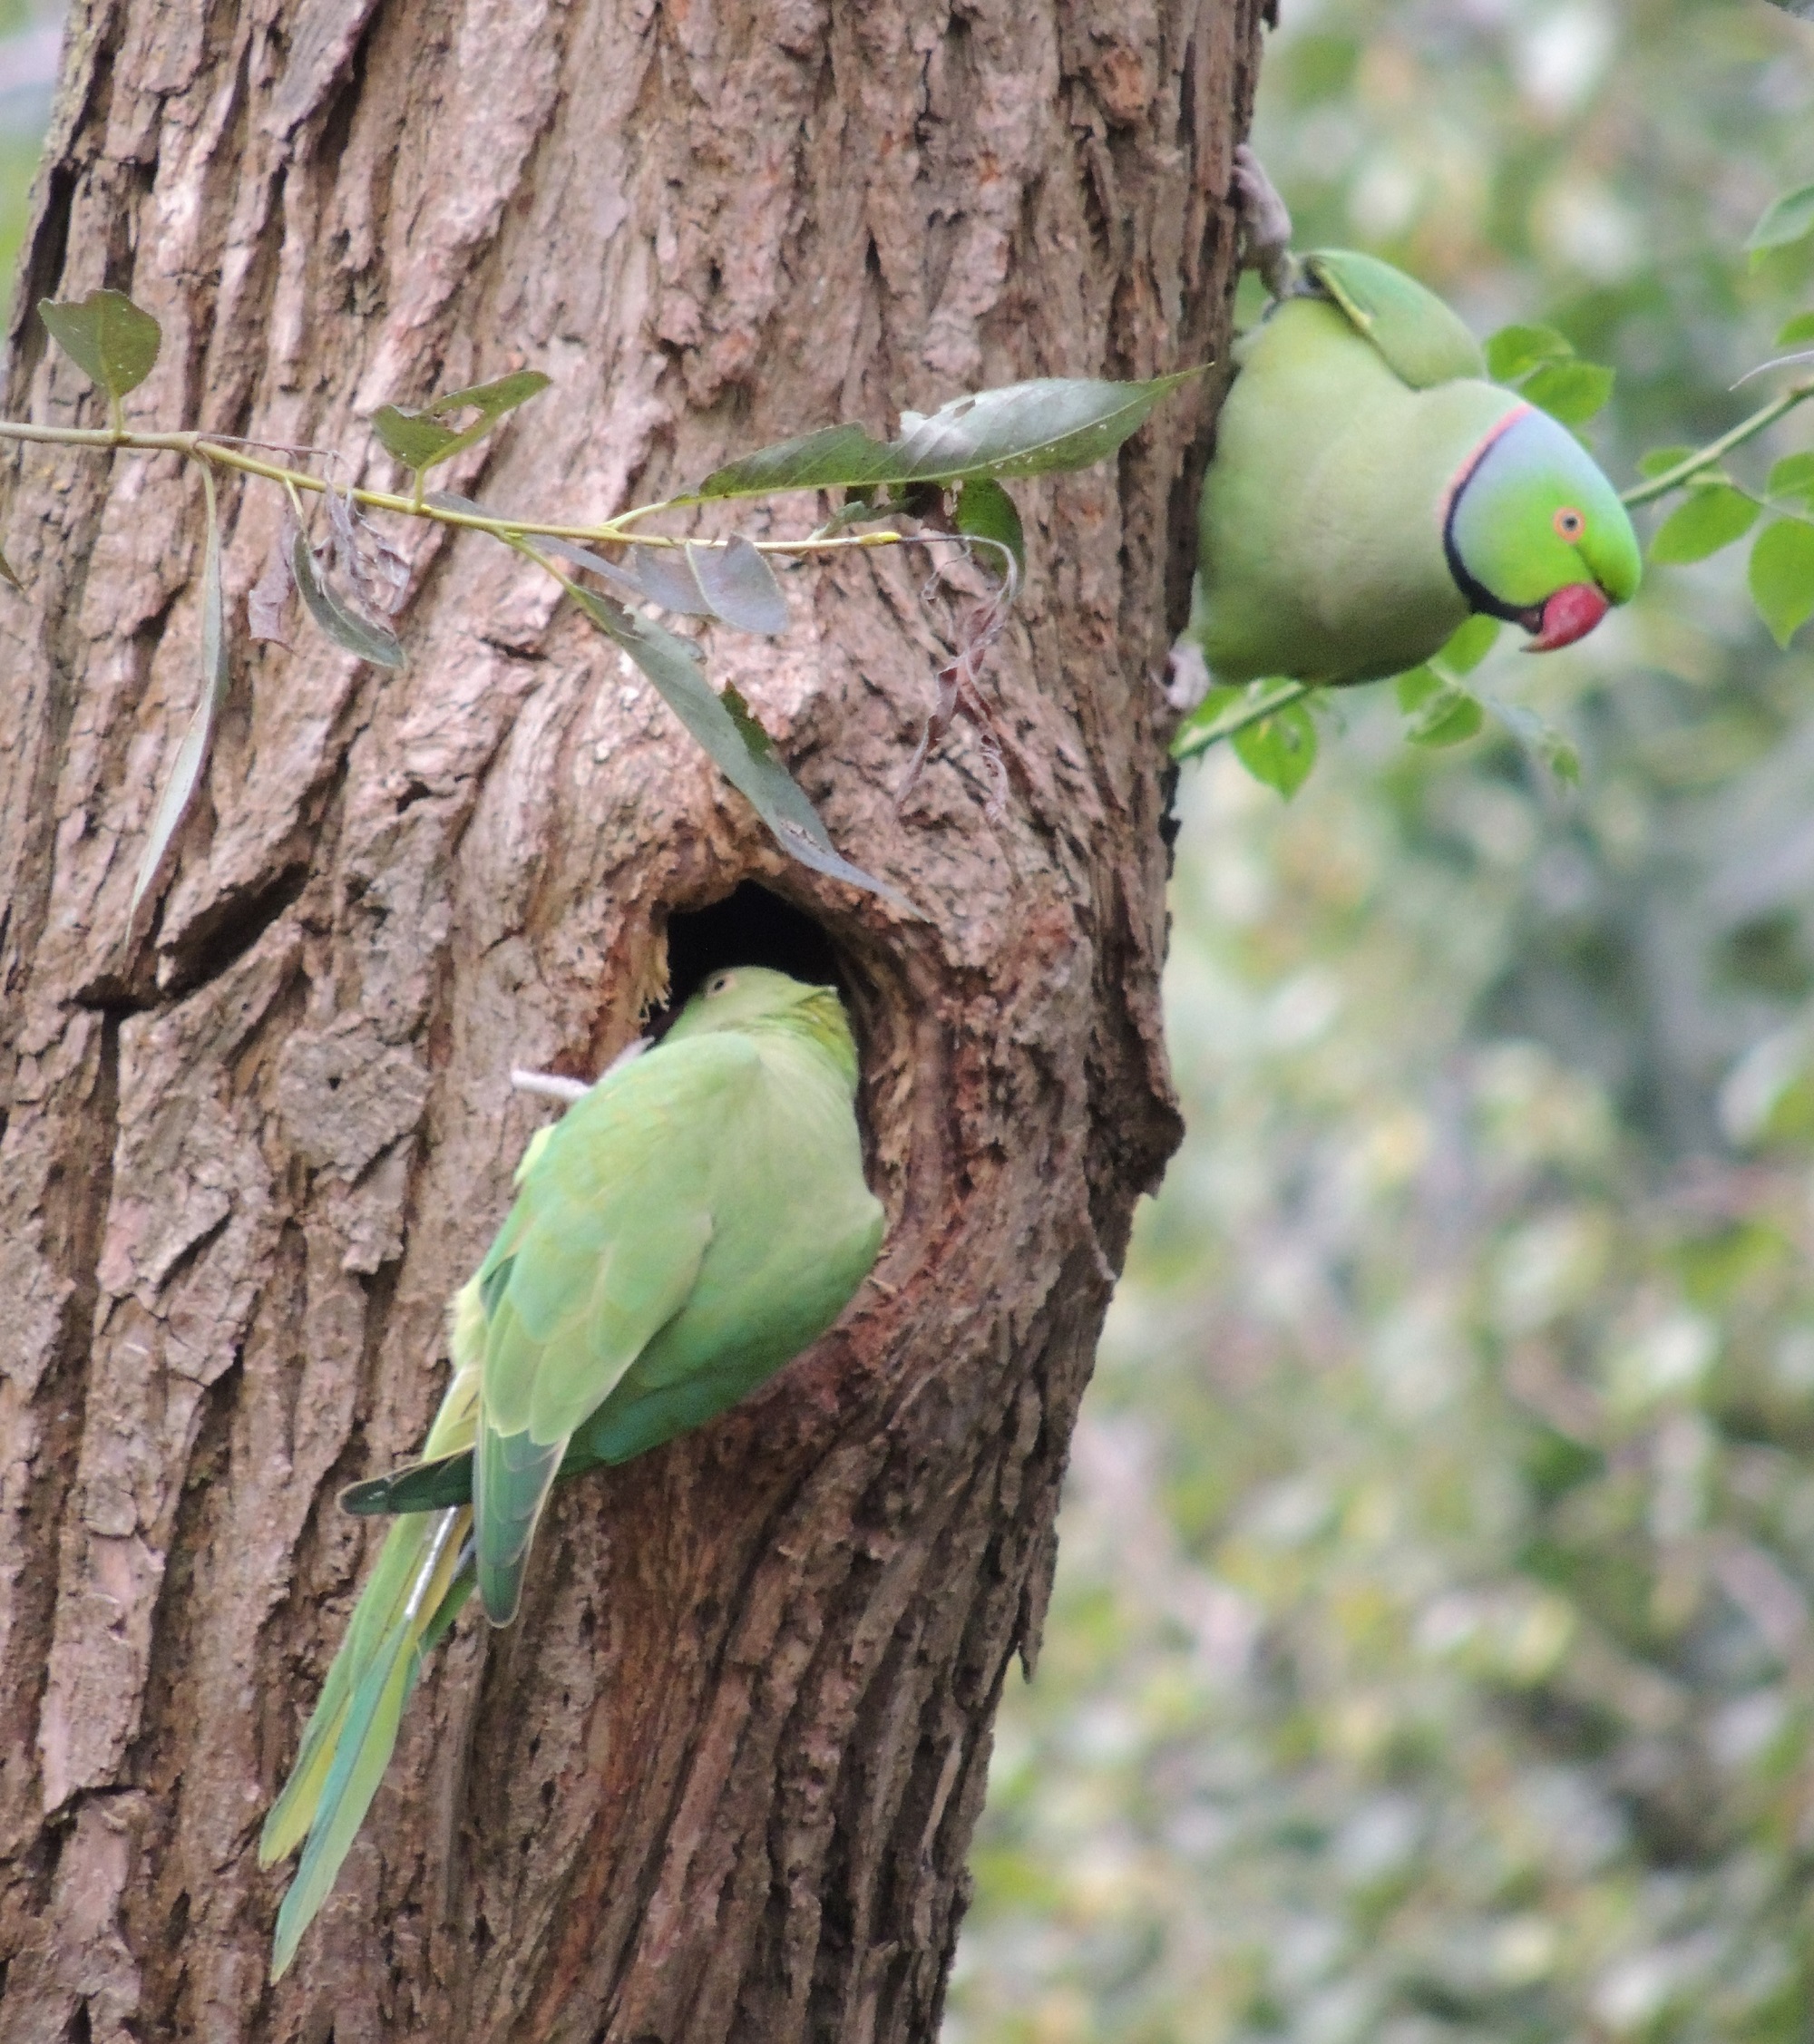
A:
[[290, 523, 405, 668], [131, 466, 231, 916], [0, 543, 20, 591], [248, 522, 296, 644], [327, 484, 410, 617], [895, 573, 1019, 816]]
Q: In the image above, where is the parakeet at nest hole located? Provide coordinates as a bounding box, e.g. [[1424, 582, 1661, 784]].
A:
[[1184, 148, 1640, 693], [259, 965, 884, 1979]]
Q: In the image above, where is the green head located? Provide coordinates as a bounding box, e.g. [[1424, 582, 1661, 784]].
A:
[[1445, 404, 1642, 652], [665, 964, 860, 1086]]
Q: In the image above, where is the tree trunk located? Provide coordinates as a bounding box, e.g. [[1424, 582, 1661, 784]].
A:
[[0, 2, 1263, 2037]]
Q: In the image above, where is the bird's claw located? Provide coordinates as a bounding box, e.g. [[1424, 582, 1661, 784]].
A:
[[1232, 143, 1300, 300], [1165, 639, 1213, 713]]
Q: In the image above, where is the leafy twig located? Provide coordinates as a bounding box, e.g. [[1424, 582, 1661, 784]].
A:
[[1619, 379, 1814, 508]]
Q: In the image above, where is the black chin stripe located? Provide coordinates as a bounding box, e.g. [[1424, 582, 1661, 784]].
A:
[[1442, 407, 1536, 625], [1443, 509, 1526, 624]]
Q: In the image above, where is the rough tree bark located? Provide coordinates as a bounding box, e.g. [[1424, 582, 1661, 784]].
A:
[[0, 2, 1265, 2038]]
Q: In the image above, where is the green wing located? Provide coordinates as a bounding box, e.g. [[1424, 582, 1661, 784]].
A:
[[1302, 248, 1486, 389], [467, 1034, 756, 1622]]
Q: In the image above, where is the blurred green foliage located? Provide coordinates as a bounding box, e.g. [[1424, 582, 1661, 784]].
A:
[[951, 5, 1814, 2042], [0, 3, 57, 321]]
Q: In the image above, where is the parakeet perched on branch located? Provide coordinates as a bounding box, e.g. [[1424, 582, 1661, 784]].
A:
[[1183, 147, 1640, 692], [259, 966, 884, 1978]]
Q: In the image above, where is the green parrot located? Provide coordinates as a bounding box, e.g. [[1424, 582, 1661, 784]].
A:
[[259, 966, 884, 1978], [1183, 146, 1641, 692]]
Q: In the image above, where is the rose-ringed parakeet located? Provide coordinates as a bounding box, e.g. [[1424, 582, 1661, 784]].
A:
[[1182, 147, 1641, 694], [259, 966, 884, 1978]]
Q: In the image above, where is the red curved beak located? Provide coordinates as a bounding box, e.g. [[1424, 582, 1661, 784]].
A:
[[1519, 582, 1611, 653]]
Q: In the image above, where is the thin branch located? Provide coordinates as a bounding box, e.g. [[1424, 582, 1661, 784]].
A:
[[1172, 680, 1312, 762], [1620, 379, 1814, 508], [0, 415, 924, 560]]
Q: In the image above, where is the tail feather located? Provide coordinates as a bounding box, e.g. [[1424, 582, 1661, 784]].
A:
[[262, 1506, 473, 1978], [473, 1423, 567, 1626]]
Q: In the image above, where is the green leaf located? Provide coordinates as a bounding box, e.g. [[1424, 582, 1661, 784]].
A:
[[954, 476, 1026, 579], [1747, 180, 1814, 257], [1649, 485, 1760, 565], [131, 466, 231, 916], [695, 370, 1203, 498], [371, 405, 461, 472], [1748, 518, 1814, 648], [897, 372, 1204, 481], [1233, 703, 1318, 796], [1637, 445, 1695, 479], [372, 369, 551, 481], [39, 289, 162, 406], [1776, 313, 1814, 348], [425, 368, 551, 425], [1398, 667, 1485, 746], [1435, 615, 1500, 676], [289, 522, 405, 667], [696, 424, 891, 500], [1485, 323, 1575, 384], [570, 585, 913, 911], [1767, 452, 1814, 505], [1520, 359, 1615, 426]]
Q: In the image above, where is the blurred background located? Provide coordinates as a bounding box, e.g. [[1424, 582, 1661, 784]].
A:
[[949, 5, 1814, 2042], [5, 2, 1814, 2038]]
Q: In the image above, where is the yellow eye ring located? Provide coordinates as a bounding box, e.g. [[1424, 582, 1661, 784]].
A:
[[1554, 506, 1585, 542], [707, 969, 736, 996]]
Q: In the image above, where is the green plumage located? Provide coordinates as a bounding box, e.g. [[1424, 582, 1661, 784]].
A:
[[1187, 249, 1640, 688], [260, 967, 883, 1978]]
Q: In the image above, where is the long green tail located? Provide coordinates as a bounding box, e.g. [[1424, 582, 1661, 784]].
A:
[[261, 1359, 483, 1980], [259, 1504, 474, 1977]]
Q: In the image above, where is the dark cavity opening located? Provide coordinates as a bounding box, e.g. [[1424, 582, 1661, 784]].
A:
[[657, 883, 845, 1029]]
